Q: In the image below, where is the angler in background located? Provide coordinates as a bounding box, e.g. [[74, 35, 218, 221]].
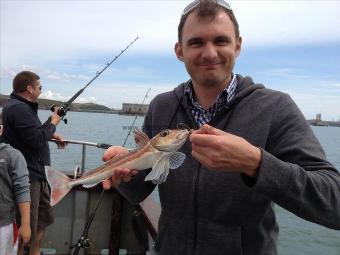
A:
[[0, 71, 67, 255], [103, 0, 340, 255]]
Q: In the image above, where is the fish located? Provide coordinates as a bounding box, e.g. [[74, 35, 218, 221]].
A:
[[46, 128, 191, 206]]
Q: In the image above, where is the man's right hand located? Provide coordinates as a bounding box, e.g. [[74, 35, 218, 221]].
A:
[[19, 224, 31, 245], [50, 107, 62, 126], [102, 146, 138, 189]]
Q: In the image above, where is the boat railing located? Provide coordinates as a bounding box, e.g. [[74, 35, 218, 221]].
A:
[[49, 138, 113, 175]]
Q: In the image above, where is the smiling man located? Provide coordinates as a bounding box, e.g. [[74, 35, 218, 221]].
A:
[[103, 1, 340, 254], [175, 1, 241, 110]]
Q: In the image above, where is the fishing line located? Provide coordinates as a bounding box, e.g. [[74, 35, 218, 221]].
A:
[[122, 88, 151, 147]]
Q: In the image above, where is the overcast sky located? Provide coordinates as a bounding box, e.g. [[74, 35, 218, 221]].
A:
[[1, 0, 340, 120]]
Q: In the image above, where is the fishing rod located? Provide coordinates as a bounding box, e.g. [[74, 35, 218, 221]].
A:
[[70, 191, 105, 255], [70, 88, 151, 255], [51, 37, 139, 124], [50, 138, 112, 149]]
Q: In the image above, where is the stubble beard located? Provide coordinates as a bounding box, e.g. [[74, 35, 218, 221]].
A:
[[196, 72, 227, 89], [189, 64, 234, 89]]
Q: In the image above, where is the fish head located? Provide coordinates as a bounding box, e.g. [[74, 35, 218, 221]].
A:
[[151, 128, 191, 152]]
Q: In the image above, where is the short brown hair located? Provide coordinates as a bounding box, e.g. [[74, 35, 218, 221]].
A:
[[13, 71, 40, 93], [178, 0, 240, 42]]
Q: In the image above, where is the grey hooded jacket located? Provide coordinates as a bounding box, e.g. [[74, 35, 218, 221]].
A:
[[0, 143, 30, 226], [119, 75, 340, 255]]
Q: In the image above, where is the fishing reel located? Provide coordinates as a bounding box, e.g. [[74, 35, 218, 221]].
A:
[[50, 104, 68, 124], [70, 236, 91, 250]]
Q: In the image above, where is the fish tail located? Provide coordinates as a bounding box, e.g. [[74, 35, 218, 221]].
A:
[[45, 166, 72, 206]]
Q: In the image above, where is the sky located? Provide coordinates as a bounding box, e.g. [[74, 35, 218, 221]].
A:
[[1, 0, 340, 121]]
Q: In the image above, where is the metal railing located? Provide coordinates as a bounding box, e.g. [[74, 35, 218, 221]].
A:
[[49, 139, 112, 175]]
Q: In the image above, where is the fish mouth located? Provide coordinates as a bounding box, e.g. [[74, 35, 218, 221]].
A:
[[177, 129, 191, 140], [176, 123, 194, 140]]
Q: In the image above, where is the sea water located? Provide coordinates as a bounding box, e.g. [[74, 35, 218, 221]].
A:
[[40, 110, 340, 255]]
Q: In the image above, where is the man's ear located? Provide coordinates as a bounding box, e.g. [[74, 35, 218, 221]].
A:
[[26, 85, 33, 94], [235, 36, 242, 57], [175, 42, 184, 62]]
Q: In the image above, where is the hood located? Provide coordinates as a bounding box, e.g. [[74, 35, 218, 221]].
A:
[[0, 142, 12, 150], [225, 74, 265, 109]]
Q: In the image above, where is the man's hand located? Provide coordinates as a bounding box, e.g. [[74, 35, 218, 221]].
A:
[[50, 107, 62, 126], [52, 133, 67, 149], [18, 202, 30, 245], [189, 124, 261, 177], [19, 224, 31, 245], [102, 146, 138, 189]]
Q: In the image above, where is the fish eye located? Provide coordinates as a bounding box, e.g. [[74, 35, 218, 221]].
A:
[[160, 130, 170, 137]]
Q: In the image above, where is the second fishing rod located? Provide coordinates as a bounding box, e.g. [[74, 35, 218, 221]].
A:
[[51, 37, 139, 124], [70, 87, 151, 255]]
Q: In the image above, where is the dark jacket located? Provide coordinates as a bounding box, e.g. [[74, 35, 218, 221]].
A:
[[1, 93, 56, 182], [119, 75, 340, 255]]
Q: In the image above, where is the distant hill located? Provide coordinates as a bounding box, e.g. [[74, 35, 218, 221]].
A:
[[0, 94, 117, 113]]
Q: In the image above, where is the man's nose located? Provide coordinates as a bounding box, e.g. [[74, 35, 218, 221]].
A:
[[201, 42, 218, 59]]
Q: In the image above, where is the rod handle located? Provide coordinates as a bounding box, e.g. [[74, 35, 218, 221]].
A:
[[97, 143, 112, 149]]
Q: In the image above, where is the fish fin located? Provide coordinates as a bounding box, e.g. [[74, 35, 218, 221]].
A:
[[133, 129, 150, 149], [45, 166, 72, 207], [82, 181, 102, 189], [169, 152, 186, 169], [144, 153, 170, 184]]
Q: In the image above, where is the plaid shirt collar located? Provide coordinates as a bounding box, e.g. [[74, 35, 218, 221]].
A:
[[184, 74, 238, 127]]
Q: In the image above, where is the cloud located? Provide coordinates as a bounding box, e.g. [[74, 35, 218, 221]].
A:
[[74, 96, 97, 104], [40, 90, 66, 101], [46, 70, 91, 81], [77, 81, 174, 109], [47, 74, 63, 81], [261, 68, 311, 80], [233, 1, 340, 47], [40, 90, 97, 104], [1, 1, 339, 120], [1, 1, 340, 66]]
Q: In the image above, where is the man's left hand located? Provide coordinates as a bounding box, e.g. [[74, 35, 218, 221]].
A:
[[52, 133, 67, 149], [189, 124, 261, 177]]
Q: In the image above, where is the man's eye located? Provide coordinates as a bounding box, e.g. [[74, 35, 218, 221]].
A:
[[215, 39, 229, 46], [214, 36, 232, 46], [188, 40, 202, 47]]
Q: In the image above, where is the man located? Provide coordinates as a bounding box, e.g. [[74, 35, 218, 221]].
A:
[[1, 71, 66, 255], [103, 1, 340, 254]]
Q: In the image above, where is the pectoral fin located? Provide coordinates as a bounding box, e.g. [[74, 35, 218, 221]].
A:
[[144, 152, 186, 184], [169, 152, 186, 169], [145, 153, 170, 184]]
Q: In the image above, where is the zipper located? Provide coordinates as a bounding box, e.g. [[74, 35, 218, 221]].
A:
[[171, 90, 201, 252], [193, 163, 202, 252]]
